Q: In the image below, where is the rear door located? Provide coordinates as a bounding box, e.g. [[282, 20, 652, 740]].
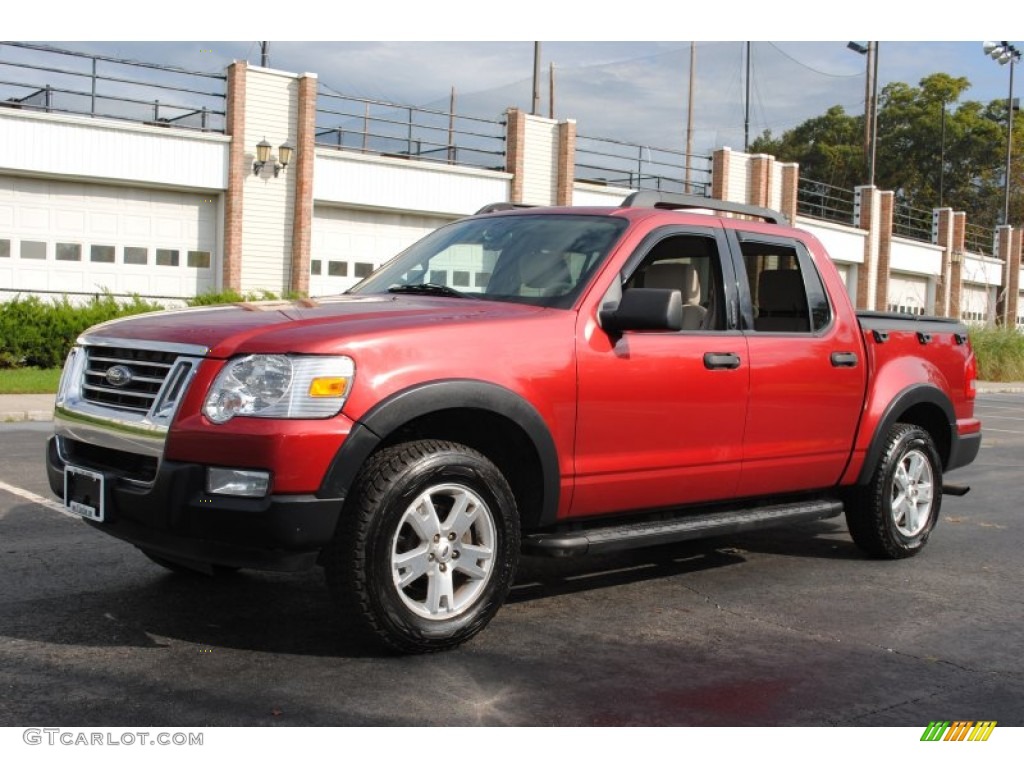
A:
[[728, 230, 867, 497], [571, 225, 750, 518]]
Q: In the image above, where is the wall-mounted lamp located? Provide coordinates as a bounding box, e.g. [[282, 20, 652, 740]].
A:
[[253, 138, 295, 177]]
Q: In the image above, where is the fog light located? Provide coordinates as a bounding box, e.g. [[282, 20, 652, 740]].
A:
[[206, 468, 271, 498]]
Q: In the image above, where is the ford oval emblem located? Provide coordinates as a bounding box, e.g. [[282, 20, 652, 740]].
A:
[[105, 365, 134, 388]]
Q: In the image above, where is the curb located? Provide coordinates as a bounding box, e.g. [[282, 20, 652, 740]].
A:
[[1, 411, 54, 423]]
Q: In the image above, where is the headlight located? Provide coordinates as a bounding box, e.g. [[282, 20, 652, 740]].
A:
[[203, 354, 355, 424]]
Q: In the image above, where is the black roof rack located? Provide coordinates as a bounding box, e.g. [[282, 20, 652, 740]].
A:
[[474, 202, 537, 215], [620, 191, 788, 226]]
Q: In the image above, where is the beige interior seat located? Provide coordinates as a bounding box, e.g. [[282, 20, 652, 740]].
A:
[[642, 262, 706, 330], [755, 269, 809, 332]]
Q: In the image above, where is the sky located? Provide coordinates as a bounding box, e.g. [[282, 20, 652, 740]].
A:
[[6, 3, 1022, 156]]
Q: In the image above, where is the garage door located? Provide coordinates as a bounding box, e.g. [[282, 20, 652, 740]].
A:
[[0, 176, 217, 301], [887, 272, 930, 315], [310, 205, 454, 295], [961, 284, 993, 325]]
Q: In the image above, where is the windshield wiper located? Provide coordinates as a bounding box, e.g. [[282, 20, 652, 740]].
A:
[[387, 283, 469, 299]]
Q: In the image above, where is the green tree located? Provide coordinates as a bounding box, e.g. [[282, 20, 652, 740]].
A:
[[751, 72, 1023, 229], [749, 105, 861, 190]]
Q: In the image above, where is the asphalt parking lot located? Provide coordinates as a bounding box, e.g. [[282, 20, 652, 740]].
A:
[[1, 394, 1022, 727]]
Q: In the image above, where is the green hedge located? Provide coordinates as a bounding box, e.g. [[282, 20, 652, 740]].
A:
[[969, 326, 1024, 382], [0, 294, 162, 369], [0, 290, 298, 370]]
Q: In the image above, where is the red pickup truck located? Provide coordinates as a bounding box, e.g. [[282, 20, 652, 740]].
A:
[[46, 193, 981, 653]]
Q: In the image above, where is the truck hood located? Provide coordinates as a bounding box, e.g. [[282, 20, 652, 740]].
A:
[[80, 295, 547, 357]]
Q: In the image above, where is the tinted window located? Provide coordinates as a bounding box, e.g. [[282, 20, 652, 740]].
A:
[[187, 250, 211, 268], [56, 243, 81, 261], [156, 249, 179, 267], [91, 245, 115, 263], [124, 247, 148, 265], [621, 232, 728, 331], [351, 214, 628, 309], [740, 238, 831, 333]]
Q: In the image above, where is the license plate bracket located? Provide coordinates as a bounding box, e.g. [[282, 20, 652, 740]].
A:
[[64, 464, 106, 522]]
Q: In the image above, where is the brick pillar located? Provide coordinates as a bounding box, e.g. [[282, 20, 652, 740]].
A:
[[780, 163, 799, 224], [748, 154, 773, 208], [555, 119, 576, 206], [874, 190, 894, 311], [223, 61, 247, 292], [934, 208, 954, 316], [855, 185, 878, 310], [289, 73, 317, 296], [949, 212, 966, 320], [996, 226, 1021, 327], [505, 107, 526, 204], [711, 148, 731, 202]]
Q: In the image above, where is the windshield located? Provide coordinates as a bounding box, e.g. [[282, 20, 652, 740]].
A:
[[349, 214, 628, 308]]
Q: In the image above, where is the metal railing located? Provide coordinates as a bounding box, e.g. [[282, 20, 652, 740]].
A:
[[0, 41, 226, 132], [964, 223, 994, 257], [893, 202, 934, 242], [315, 90, 506, 171], [796, 178, 856, 225], [574, 135, 711, 196]]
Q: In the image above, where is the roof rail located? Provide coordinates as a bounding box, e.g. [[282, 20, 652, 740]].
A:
[[620, 191, 789, 226], [474, 202, 537, 215]]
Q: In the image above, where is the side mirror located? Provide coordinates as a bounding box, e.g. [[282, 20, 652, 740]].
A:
[[599, 288, 683, 334]]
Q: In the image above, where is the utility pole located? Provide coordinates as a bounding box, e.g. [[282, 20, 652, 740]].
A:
[[685, 42, 696, 193], [549, 63, 555, 119], [532, 42, 541, 115], [744, 42, 751, 151], [848, 41, 877, 185], [869, 43, 879, 188], [939, 100, 946, 208], [260, 42, 269, 67]]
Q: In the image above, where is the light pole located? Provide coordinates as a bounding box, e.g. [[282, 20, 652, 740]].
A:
[[983, 41, 1021, 226], [848, 41, 879, 187]]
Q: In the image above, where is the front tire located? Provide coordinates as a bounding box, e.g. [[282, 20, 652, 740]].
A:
[[845, 423, 943, 559], [324, 440, 520, 654]]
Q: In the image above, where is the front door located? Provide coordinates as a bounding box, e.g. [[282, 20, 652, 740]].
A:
[[571, 226, 750, 518]]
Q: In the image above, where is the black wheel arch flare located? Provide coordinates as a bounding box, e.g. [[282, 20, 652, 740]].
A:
[[855, 384, 957, 486], [317, 379, 562, 528]]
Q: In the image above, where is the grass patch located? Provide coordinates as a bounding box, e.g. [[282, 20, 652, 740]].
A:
[[970, 326, 1024, 381], [0, 367, 62, 394]]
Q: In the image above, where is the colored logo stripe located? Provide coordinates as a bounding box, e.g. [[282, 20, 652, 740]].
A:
[[920, 721, 996, 742]]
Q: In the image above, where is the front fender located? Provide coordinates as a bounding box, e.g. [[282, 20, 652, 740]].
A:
[[317, 379, 562, 526]]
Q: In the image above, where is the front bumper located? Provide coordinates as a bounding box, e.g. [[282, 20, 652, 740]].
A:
[[46, 437, 344, 571]]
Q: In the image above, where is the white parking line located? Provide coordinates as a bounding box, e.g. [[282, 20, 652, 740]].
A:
[[0, 479, 76, 519], [973, 412, 1024, 421]]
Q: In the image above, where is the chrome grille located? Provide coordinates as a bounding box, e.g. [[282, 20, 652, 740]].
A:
[[82, 347, 182, 413]]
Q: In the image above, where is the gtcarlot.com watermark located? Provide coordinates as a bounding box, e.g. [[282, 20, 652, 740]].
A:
[[23, 729, 203, 747]]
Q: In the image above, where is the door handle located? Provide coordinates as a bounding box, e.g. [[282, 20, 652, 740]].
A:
[[830, 351, 859, 368], [704, 352, 741, 370]]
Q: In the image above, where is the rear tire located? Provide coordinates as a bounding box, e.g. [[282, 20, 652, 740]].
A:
[[845, 423, 942, 559], [323, 440, 520, 654]]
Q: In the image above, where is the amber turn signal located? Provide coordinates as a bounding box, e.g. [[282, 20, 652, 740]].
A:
[[308, 377, 349, 398]]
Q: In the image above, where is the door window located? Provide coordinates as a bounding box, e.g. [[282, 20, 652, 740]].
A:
[[621, 232, 729, 332], [739, 238, 831, 333]]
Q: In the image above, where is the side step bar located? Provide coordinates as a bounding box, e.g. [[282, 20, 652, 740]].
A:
[[523, 498, 844, 558]]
